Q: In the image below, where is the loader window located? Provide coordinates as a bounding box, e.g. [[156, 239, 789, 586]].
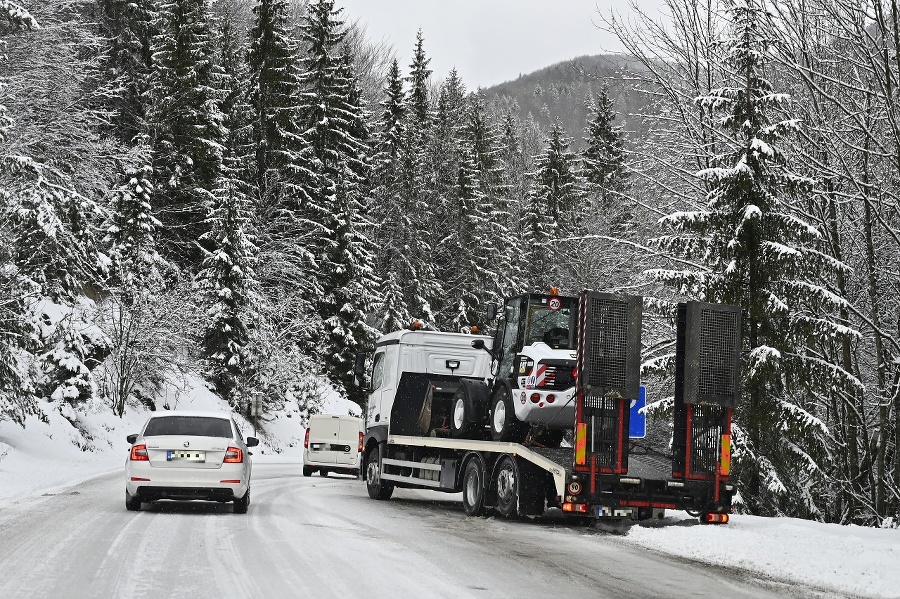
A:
[[525, 297, 574, 350], [498, 299, 523, 377]]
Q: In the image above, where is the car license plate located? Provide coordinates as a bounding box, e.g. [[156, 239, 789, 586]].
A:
[[310, 443, 323, 451], [167, 450, 205, 462]]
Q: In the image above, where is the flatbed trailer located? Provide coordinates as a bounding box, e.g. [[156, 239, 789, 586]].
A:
[[364, 433, 735, 521], [359, 292, 741, 524]]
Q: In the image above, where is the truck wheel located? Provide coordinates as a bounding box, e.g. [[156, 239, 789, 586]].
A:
[[450, 392, 473, 438], [490, 389, 526, 443], [494, 456, 520, 519], [462, 458, 487, 516], [366, 445, 394, 500]]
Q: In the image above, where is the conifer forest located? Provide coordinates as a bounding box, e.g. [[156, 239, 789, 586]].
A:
[[0, 0, 898, 525]]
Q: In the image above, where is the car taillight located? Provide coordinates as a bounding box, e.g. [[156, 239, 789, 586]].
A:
[[304, 428, 310, 449], [130, 444, 149, 461], [358, 431, 364, 453], [224, 447, 243, 463]]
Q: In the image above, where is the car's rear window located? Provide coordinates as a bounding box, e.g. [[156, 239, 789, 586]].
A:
[[143, 416, 233, 438]]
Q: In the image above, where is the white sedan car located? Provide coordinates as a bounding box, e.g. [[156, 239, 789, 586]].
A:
[[125, 410, 258, 513]]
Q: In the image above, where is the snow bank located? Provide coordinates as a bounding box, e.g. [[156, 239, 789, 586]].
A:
[[626, 511, 900, 598]]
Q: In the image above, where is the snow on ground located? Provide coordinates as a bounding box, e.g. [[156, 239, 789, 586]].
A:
[[1, 381, 897, 598], [0, 373, 359, 503], [627, 511, 900, 599]]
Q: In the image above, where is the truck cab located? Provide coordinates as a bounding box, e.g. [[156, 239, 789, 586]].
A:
[[364, 329, 493, 440]]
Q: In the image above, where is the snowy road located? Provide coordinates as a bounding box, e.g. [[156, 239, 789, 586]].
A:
[[0, 459, 839, 599]]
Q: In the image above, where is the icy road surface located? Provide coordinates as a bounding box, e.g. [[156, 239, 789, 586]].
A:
[[0, 459, 840, 599]]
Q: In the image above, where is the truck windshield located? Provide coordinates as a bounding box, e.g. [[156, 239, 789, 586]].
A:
[[524, 296, 575, 349]]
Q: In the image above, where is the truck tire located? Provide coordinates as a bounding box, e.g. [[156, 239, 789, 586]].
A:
[[461, 458, 487, 516], [366, 444, 394, 500], [450, 393, 472, 438], [450, 381, 487, 439], [494, 455, 520, 519], [490, 388, 527, 443]]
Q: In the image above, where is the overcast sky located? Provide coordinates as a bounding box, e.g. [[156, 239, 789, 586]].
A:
[[339, 0, 666, 89]]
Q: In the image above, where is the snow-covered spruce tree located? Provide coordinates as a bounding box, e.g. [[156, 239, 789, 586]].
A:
[[648, 0, 852, 518], [104, 166, 163, 300], [101, 165, 172, 416], [217, 7, 256, 245], [429, 69, 469, 328], [146, 0, 224, 266], [582, 88, 628, 216], [398, 28, 440, 327], [96, 0, 157, 142], [0, 1, 39, 424], [520, 121, 584, 290], [369, 58, 413, 332], [1, 3, 119, 413], [196, 178, 259, 406], [247, 0, 321, 348], [466, 91, 517, 304], [297, 0, 377, 408], [248, 0, 313, 211]]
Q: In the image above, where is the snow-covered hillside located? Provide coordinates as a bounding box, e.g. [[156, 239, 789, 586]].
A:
[[0, 373, 359, 502]]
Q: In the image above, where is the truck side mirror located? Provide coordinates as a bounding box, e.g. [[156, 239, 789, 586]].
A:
[[353, 352, 368, 388], [471, 338, 495, 359], [486, 304, 497, 321]]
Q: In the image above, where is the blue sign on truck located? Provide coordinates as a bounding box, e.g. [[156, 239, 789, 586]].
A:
[[629, 385, 646, 438]]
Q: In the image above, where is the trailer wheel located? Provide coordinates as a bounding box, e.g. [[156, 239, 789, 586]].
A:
[[366, 444, 394, 500], [494, 456, 520, 519], [461, 458, 487, 516], [490, 388, 526, 443]]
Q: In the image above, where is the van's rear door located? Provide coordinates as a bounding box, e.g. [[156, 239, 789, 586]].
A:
[[335, 419, 360, 465], [308, 417, 342, 464]]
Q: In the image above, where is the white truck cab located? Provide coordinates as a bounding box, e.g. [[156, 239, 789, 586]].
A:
[[366, 329, 493, 435]]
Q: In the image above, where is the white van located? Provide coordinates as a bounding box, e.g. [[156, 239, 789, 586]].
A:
[[303, 414, 364, 477]]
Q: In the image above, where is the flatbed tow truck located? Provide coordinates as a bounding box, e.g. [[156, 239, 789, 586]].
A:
[[355, 290, 741, 523]]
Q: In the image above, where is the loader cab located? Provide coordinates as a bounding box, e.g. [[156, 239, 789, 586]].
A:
[[493, 292, 577, 379]]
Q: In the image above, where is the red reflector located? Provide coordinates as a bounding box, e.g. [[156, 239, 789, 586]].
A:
[[224, 447, 243, 463], [705, 513, 729, 524], [130, 444, 149, 461], [562, 502, 589, 514], [220, 479, 241, 484], [304, 428, 310, 449], [530, 393, 540, 403], [130, 477, 150, 482]]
